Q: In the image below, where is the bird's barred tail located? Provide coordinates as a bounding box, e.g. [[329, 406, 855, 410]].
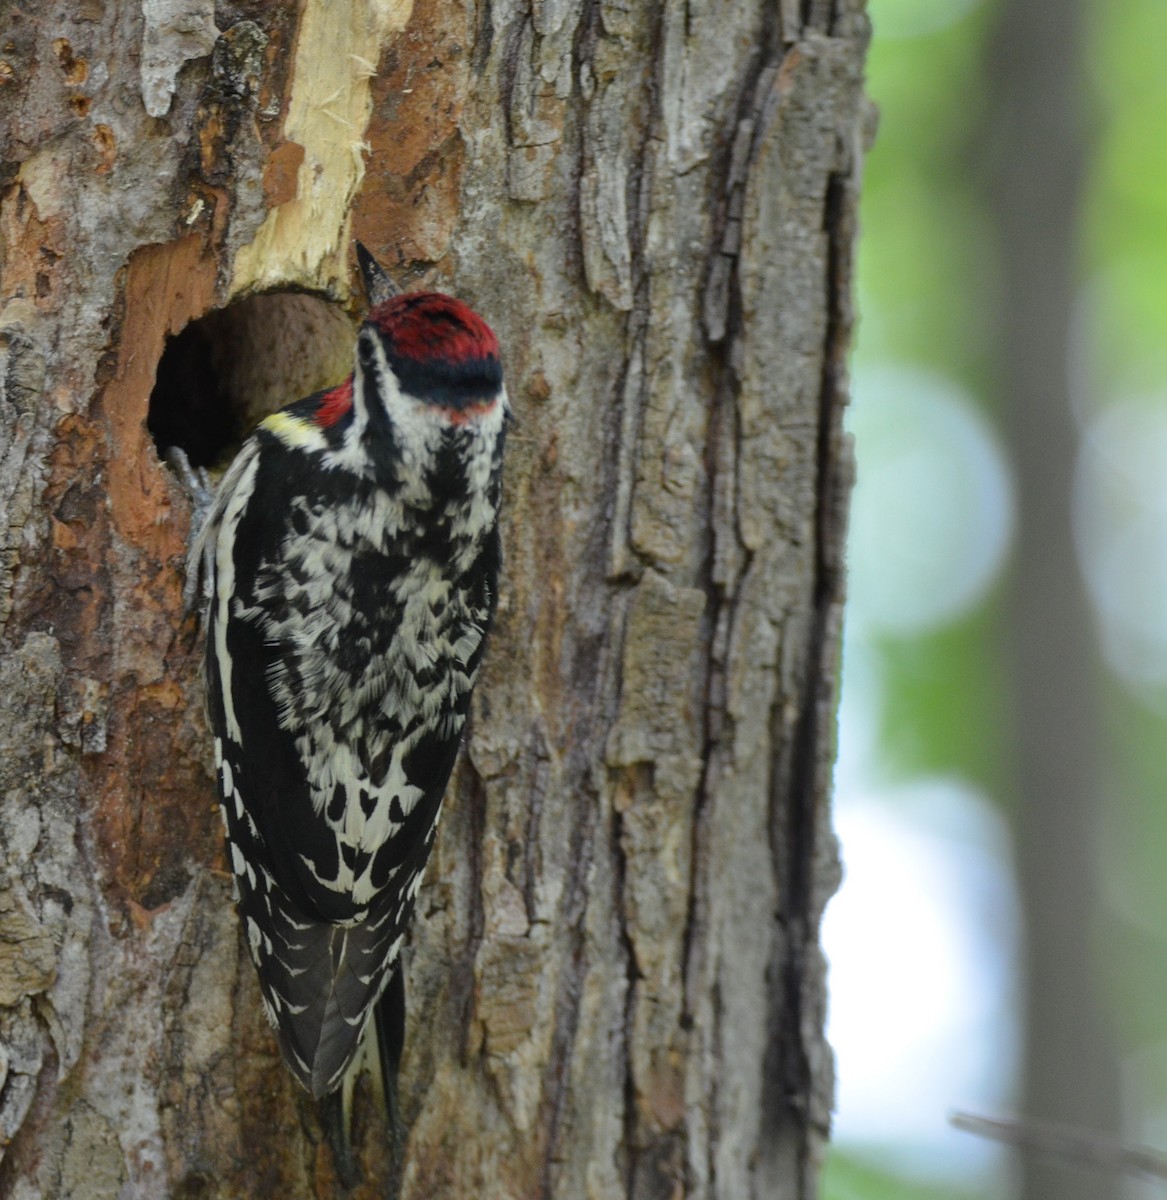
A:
[[236, 874, 405, 1098]]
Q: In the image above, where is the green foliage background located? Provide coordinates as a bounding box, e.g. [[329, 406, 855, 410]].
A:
[[826, 0, 1167, 1194]]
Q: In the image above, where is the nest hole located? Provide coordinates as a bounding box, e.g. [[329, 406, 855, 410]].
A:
[[148, 290, 357, 469]]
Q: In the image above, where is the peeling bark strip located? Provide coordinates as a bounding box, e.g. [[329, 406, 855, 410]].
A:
[[0, 1, 868, 1196]]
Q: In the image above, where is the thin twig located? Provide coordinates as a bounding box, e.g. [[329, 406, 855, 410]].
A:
[[951, 1110, 1167, 1183]]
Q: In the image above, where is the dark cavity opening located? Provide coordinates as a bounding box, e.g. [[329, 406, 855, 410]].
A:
[[148, 290, 357, 468]]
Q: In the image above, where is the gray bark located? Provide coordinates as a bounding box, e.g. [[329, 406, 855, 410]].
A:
[[0, 2, 869, 1196]]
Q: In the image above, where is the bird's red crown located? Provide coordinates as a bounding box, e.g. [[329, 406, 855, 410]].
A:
[[368, 293, 499, 370]]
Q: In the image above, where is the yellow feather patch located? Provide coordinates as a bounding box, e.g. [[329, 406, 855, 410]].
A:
[[263, 410, 329, 451]]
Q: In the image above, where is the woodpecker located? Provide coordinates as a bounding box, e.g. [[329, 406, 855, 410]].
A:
[[195, 253, 508, 1114]]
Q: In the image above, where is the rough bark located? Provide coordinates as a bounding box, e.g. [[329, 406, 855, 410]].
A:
[[0, 2, 868, 1197]]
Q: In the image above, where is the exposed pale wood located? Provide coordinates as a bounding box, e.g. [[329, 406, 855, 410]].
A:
[[0, 2, 868, 1196]]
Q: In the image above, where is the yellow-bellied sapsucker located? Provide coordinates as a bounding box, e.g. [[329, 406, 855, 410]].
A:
[[195, 254, 508, 1112]]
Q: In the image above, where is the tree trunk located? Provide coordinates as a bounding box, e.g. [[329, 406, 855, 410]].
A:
[[0, 2, 868, 1197], [986, 2, 1123, 1196]]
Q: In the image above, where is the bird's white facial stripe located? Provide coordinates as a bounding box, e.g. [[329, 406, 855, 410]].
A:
[[368, 333, 504, 454]]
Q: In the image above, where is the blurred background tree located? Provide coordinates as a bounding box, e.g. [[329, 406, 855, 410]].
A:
[[824, 1, 1167, 1198]]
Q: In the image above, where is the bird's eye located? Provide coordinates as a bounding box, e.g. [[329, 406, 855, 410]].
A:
[[358, 332, 376, 365]]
